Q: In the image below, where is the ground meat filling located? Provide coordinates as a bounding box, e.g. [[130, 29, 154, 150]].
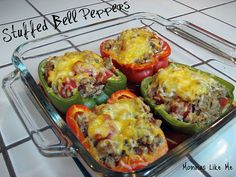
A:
[[75, 97, 166, 169], [96, 139, 122, 168], [148, 81, 228, 127], [43, 51, 114, 98], [44, 59, 54, 86], [95, 132, 164, 169], [76, 112, 89, 137], [77, 77, 104, 98]]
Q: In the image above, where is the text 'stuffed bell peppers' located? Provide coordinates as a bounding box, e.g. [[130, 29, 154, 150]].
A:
[[66, 90, 168, 172], [100, 28, 171, 83], [38, 55, 127, 114], [140, 63, 235, 134]]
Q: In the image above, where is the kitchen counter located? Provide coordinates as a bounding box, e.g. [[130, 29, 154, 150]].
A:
[[0, 0, 236, 177]]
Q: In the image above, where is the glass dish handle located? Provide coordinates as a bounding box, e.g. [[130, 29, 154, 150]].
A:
[[2, 70, 77, 157], [166, 20, 236, 64], [30, 127, 77, 157]]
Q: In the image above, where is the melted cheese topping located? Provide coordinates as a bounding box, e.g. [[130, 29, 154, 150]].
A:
[[47, 50, 104, 85], [108, 28, 157, 64], [154, 64, 216, 101], [87, 98, 162, 156]]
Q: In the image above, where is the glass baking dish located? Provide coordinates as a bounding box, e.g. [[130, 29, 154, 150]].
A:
[[2, 12, 236, 176]]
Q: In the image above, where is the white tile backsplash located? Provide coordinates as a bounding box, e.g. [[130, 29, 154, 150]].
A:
[[169, 12, 236, 64], [0, 17, 58, 67], [0, 0, 39, 25], [107, 0, 194, 18], [0, 154, 10, 177], [8, 141, 84, 177], [208, 60, 236, 81], [175, 0, 234, 10], [173, 12, 236, 44], [29, 0, 102, 14], [45, 2, 126, 32], [203, 1, 236, 27]]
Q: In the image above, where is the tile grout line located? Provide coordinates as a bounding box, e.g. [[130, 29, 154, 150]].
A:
[[200, 11, 236, 29], [206, 62, 236, 82], [0, 0, 116, 27], [0, 63, 13, 69], [36, 1, 110, 17], [41, 0, 115, 17], [24, 0, 80, 52], [0, 0, 111, 69], [71, 0, 129, 52], [5, 137, 31, 150], [193, 0, 236, 12], [21, 16, 137, 61], [172, 0, 236, 11], [171, 0, 236, 29], [0, 0, 121, 70], [0, 123, 67, 174], [187, 154, 212, 177], [3, 125, 54, 151], [0, 132, 17, 177], [0, 125, 50, 153], [0, 15, 41, 27], [167, 11, 198, 20], [0, 0, 121, 69], [100, 0, 129, 15]]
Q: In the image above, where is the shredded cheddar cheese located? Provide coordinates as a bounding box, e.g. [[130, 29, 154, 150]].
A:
[[154, 64, 216, 102], [80, 97, 166, 160], [108, 28, 160, 64], [47, 50, 104, 85]]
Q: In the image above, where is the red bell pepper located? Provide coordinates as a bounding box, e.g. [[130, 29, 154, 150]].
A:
[[66, 105, 91, 150], [108, 89, 137, 103], [66, 90, 168, 172], [100, 29, 171, 83]]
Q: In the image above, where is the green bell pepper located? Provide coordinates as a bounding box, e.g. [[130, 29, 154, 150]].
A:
[[140, 63, 234, 134], [38, 59, 127, 113]]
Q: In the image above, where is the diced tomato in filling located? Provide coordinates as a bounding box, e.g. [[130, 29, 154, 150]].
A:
[[219, 97, 230, 109], [59, 78, 77, 98], [93, 116, 117, 141], [170, 98, 192, 118], [153, 92, 165, 104], [96, 70, 113, 84]]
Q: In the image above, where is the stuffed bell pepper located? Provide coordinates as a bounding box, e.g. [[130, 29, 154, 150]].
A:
[[141, 63, 234, 134], [100, 27, 171, 83], [38, 50, 127, 113], [66, 90, 168, 172]]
